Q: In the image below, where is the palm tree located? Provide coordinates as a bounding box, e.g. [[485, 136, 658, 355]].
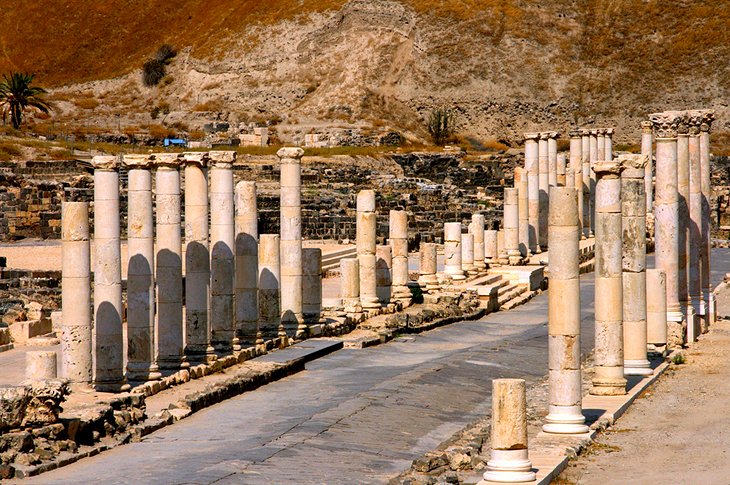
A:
[[0, 72, 52, 129]]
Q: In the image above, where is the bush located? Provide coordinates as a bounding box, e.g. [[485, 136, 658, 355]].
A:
[[427, 108, 456, 146], [142, 44, 177, 87], [155, 44, 177, 62]]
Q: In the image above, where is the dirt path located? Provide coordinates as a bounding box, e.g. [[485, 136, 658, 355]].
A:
[[556, 283, 730, 484]]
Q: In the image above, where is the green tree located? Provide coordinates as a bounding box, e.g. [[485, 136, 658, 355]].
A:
[[427, 108, 456, 146], [0, 72, 51, 129]]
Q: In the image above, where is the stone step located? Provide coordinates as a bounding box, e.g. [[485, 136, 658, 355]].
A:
[[498, 284, 527, 307], [253, 338, 343, 367], [320, 246, 357, 264], [500, 287, 536, 311]]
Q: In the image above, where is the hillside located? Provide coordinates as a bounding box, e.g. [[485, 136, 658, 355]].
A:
[[0, 0, 727, 146]]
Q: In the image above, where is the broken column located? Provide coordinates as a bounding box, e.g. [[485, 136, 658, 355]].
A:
[[525, 133, 541, 253], [621, 154, 652, 376], [504, 187, 521, 265], [485, 229, 498, 263], [548, 132, 559, 187], [235, 180, 260, 344], [557, 152, 567, 187], [61, 201, 92, 384], [597, 129, 606, 160], [357, 190, 381, 307], [470, 214, 487, 271], [482, 379, 536, 483], [209, 151, 239, 352], [590, 160, 626, 396], [570, 131, 585, 240], [444, 222, 465, 280], [259, 234, 282, 338], [418, 242, 439, 293], [125, 154, 161, 380], [376, 245, 393, 304], [154, 152, 187, 370], [390, 210, 412, 303], [302, 248, 322, 324], [26, 351, 57, 381], [687, 112, 703, 341], [677, 117, 695, 337], [649, 111, 684, 347], [92, 155, 127, 391], [543, 186, 589, 434], [341, 258, 361, 313], [461, 233, 476, 275], [641, 121, 654, 212], [581, 129, 592, 238], [514, 167, 529, 257], [646, 268, 667, 351], [605, 128, 614, 161], [538, 132, 550, 249], [700, 110, 716, 326]]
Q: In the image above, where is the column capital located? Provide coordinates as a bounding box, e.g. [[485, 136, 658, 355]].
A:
[[122, 154, 152, 170], [580, 128, 591, 136], [549, 131, 560, 139], [91, 155, 119, 171], [640, 120, 653, 134], [181, 151, 209, 167], [208, 150, 236, 168], [686, 110, 704, 136], [589, 129, 598, 136], [277, 147, 305, 161], [619, 154, 648, 178], [539, 131, 550, 140], [648, 111, 683, 138], [605, 128, 614, 135], [524, 132, 539, 141], [700, 109, 716, 133], [151, 152, 182, 169], [594, 160, 624, 178], [677, 113, 690, 135], [569, 129, 581, 139]]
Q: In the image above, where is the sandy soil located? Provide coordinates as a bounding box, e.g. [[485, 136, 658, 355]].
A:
[[556, 284, 730, 484]]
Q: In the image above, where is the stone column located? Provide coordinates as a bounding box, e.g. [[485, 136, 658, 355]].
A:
[[376, 245, 392, 304], [484, 229, 498, 263], [544, 186, 589, 434], [497, 229, 508, 264], [687, 112, 703, 341], [538, 132, 550, 248], [590, 160, 626, 396], [570, 131, 585, 240], [557, 152, 567, 187], [92, 155, 127, 391], [548, 132, 559, 187], [209, 151, 239, 352], [26, 351, 57, 381], [605, 128, 614, 161], [278, 147, 305, 336], [581, 129, 593, 238], [461, 233, 475, 275], [182, 152, 215, 363], [235, 181, 260, 344], [504, 187, 520, 264], [418, 242, 439, 293], [389, 210, 411, 304], [259, 234, 282, 338], [597, 129, 606, 160], [124, 154, 161, 381], [470, 214, 486, 271], [700, 110, 716, 327], [341, 258, 361, 313], [154, 153, 187, 370], [641, 121, 654, 212], [621, 154, 652, 376], [525, 133, 541, 253], [589, 130, 598, 237], [482, 379, 536, 483], [302, 248, 322, 324], [357, 190, 381, 307], [61, 201, 92, 384], [646, 268, 667, 350], [677, 116, 695, 335], [515, 167, 529, 257], [649, 111, 684, 347], [443, 222, 465, 280]]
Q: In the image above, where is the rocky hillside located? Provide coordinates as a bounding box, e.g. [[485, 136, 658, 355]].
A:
[[0, 0, 727, 146]]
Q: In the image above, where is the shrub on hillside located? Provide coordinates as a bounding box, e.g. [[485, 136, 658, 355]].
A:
[[142, 44, 177, 87], [427, 108, 456, 146]]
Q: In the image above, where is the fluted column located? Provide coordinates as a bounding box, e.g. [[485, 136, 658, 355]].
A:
[[357, 190, 380, 307], [677, 116, 694, 336], [581, 129, 592, 238], [605, 128, 614, 161], [124, 154, 161, 380], [525, 133, 541, 253], [649, 111, 684, 347], [514, 167, 529, 257], [389, 210, 411, 303], [418, 242, 439, 293], [92, 155, 127, 391], [570, 131, 585, 240], [687, 112, 703, 341], [641, 121, 654, 212], [590, 160, 626, 396], [470, 214, 486, 271], [302, 248, 322, 324], [548, 132, 559, 187], [504, 187, 520, 264], [557, 152, 567, 187], [443, 222, 465, 280], [235, 181, 260, 344], [700, 110, 716, 327], [538, 132, 550, 248], [61, 202, 92, 384], [259, 234, 282, 338]]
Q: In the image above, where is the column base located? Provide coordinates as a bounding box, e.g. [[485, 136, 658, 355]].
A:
[[158, 355, 190, 370], [295, 322, 309, 339], [447, 273, 466, 281], [482, 449, 535, 483], [474, 261, 487, 270], [624, 359, 653, 376], [590, 375, 627, 396], [126, 363, 162, 382], [93, 380, 131, 393], [361, 296, 381, 309], [542, 406, 589, 434]]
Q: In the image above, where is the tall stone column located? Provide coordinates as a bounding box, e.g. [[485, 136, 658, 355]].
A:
[[650, 111, 684, 347], [278, 147, 305, 336], [646, 268, 667, 350], [341, 258, 361, 313], [461, 233, 475, 275], [154, 153, 187, 370], [605, 128, 614, 161], [621, 154, 652, 376], [209, 151, 239, 352], [570, 131, 585, 240], [687, 112, 703, 341], [597, 129, 606, 160], [525, 133, 541, 253], [302, 248, 322, 324], [183, 152, 214, 363], [389, 210, 411, 303], [589, 130, 598, 237], [92, 156, 127, 391], [235, 181, 260, 344], [514, 167, 529, 257], [504, 187, 520, 265], [641, 121, 654, 212], [557, 152, 567, 187], [581, 129, 593, 238], [61, 202, 92, 384], [484, 229, 498, 263], [548, 132, 559, 187], [677, 116, 695, 335], [124, 154, 161, 381], [470, 214, 486, 271], [538, 132, 550, 248], [482, 379, 536, 483], [259, 234, 282, 338], [357, 190, 380, 307], [376, 245, 393, 304], [590, 160, 626, 396], [544, 186, 589, 434], [418, 242, 439, 293], [700, 110, 716, 326], [443, 222, 465, 280]]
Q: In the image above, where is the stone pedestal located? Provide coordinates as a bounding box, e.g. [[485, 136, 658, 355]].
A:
[[548, 132, 559, 187], [125, 154, 162, 380], [700, 111, 716, 327], [92, 156, 128, 391], [538, 132, 550, 249], [543, 187, 589, 434], [558, 152, 568, 187], [482, 379, 536, 483], [461, 233, 476, 275], [209, 151, 239, 353], [259, 234, 282, 339], [341, 258, 361, 313], [620, 155, 652, 376], [418, 242, 439, 293], [154, 153, 188, 370], [687, 112, 703, 342], [677, 119, 695, 338], [504, 188, 520, 264], [444, 222, 465, 280], [61, 202, 92, 384], [357, 190, 381, 308], [302, 248, 322, 324], [525, 133, 541, 253], [376, 245, 393, 304], [485, 229, 498, 264], [470, 214, 487, 270], [590, 160, 626, 396], [235, 180, 260, 344], [570, 131, 585, 240], [646, 269, 667, 349], [641, 121, 654, 212], [514, 167, 530, 257], [649, 112, 684, 347], [26, 351, 57, 381], [390, 210, 412, 303], [581, 129, 592, 238]]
